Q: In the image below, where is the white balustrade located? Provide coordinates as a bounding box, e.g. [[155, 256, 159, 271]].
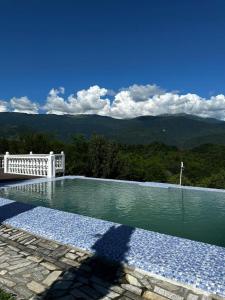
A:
[[3, 151, 65, 178]]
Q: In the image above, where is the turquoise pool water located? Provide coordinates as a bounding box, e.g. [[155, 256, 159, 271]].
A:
[[1, 178, 225, 247]]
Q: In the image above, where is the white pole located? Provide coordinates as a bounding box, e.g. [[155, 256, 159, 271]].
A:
[[61, 151, 65, 175], [4, 152, 9, 174], [179, 161, 184, 186], [47, 151, 55, 178]]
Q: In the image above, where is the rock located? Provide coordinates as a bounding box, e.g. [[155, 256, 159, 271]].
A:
[[32, 271, 45, 282], [47, 289, 67, 298], [70, 287, 92, 299], [92, 283, 120, 298], [76, 251, 86, 257], [139, 277, 153, 290], [110, 285, 125, 294], [20, 251, 30, 256], [187, 293, 199, 300], [69, 249, 76, 253], [43, 270, 62, 286], [60, 257, 80, 267], [91, 283, 108, 295], [9, 265, 34, 275], [52, 279, 73, 290], [42, 269, 50, 275], [7, 260, 32, 271], [51, 246, 69, 258], [91, 275, 111, 288], [40, 261, 58, 270], [124, 291, 143, 300], [7, 245, 19, 252], [121, 284, 142, 295], [65, 252, 78, 260], [106, 290, 121, 298], [38, 241, 58, 250], [79, 285, 102, 298], [0, 262, 9, 268], [143, 291, 167, 300], [126, 274, 141, 287], [27, 255, 43, 263], [0, 270, 7, 275], [13, 285, 33, 298], [24, 238, 37, 245], [0, 276, 16, 287], [154, 286, 184, 300], [27, 281, 46, 294], [62, 270, 77, 281]]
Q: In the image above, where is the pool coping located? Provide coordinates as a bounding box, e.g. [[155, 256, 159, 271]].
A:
[[0, 176, 225, 297]]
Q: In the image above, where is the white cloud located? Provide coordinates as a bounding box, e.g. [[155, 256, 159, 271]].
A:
[[10, 97, 39, 114], [1, 84, 225, 120], [43, 84, 225, 120], [123, 84, 165, 101], [0, 100, 8, 112], [44, 88, 69, 115], [109, 91, 225, 119], [44, 85, 111, 116]]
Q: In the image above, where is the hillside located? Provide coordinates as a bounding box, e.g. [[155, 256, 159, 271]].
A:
[[1, 112, 225, 148]]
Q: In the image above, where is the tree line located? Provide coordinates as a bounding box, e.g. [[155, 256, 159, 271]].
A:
[[1, 133, 225, 189]]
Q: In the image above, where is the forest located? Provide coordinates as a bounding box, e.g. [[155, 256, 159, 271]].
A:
[[1, 133, 225, 189]]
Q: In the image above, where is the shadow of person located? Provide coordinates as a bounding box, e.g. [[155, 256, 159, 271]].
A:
[[40, 224, 135, 299]]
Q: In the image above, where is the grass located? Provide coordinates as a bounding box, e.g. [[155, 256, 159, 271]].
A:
[[0, 289, 15, 300]]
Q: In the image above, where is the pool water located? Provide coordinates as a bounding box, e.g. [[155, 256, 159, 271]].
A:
[[1, 178, 225, 247]]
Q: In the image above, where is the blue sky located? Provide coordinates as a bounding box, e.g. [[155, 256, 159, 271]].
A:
[[1, 0, 225, 119]]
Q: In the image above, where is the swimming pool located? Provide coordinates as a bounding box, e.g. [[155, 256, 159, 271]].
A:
[[1, 177, 225, 247]]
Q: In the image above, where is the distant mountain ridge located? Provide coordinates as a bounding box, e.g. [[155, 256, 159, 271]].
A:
[[0, 112, 225, 148]]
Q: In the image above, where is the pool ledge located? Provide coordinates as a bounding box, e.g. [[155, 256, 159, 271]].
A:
[[0, 196, 225, 298]]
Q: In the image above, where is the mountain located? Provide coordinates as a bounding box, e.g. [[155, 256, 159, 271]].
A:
[[1, 112, 225, 148]]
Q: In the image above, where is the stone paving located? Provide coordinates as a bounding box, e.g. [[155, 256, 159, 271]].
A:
[[0, 224, 221, 300]]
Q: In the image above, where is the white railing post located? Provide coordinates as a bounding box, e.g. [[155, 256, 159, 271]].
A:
[[47, 151, 56, 178], [4, 152, 9, 174], [61, 151, 65, 175]]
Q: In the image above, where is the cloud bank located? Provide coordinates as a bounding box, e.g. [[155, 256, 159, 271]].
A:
[[1, 84, 225, 120], [0, 97, 39, 114]]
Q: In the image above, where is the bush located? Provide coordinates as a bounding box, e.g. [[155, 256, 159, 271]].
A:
[[0, 289, 15, 300], [205, 170, 225, 189]]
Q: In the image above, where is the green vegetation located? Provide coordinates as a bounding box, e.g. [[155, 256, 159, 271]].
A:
[[0, 289, 14, 300], [1, 112, 225, 148], [1, 133, 225, 189]]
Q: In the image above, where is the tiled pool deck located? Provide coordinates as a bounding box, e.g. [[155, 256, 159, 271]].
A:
[[0, 176, 225, 299]]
